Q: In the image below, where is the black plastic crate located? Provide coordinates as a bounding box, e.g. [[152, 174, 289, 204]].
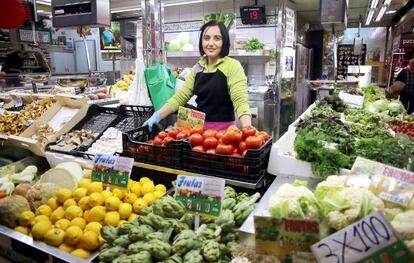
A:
[[5, 104, 26, 112], [46, 104, 119, 156], [121, 125, 182, 169], [114, 105, 154, 132], [182, 138, 272, 183]]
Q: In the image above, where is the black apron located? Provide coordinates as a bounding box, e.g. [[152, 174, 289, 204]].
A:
[[194, 69, 235, 122]]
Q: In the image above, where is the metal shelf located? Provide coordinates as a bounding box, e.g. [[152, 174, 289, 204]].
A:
[[166, 50, 270, 58]]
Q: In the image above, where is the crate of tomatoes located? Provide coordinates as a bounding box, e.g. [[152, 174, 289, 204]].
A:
[[122, 124, 189, 169], [182, 125, 272, 183], [389, 120, 414, 140]]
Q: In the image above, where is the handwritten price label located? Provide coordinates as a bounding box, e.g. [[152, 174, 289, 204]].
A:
[[311, 212, 413, 263], [91, 154, 134, 188]]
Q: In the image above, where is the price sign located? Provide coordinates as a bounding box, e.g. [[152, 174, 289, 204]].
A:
[[311, 212, 414, 263], [91, 154, 134, 188], [177, 106, 205, 130], [347, 157, 414, 207], [175, 175, 225, 218], [254, 216, 320, 259]]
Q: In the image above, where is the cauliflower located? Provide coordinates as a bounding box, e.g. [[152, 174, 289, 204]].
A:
[[391, 210, 414, 241], [404, 240, 414, 254], [384, 207, 403, 222]]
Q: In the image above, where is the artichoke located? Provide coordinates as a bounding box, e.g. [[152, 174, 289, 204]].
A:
[[237, 192, 250, 202], [172, 230, 200, 255], [153, 195, 186, 218], [162, 254, 183, 263], [220, 231, 238, 243], [201, 240, 221, 262], [118, 221, 139, 235], [179, 214, 194, 227], [146, 231, 163, 241], [215, 209, 235, 232], [233, 192, 261, 226], [112, 234, 132, 248], [224, 186, 237, 199], [128, 241, 151, 254], [99, 246, 126, 263], [173, 221, 190, 235], [124, 251, 152, 263], [101, 226, 119, 244], [140, 206, 153, 216], [138, 213, 170, 230], [222, 198, 237, 210], [200, 215, 214, 224], [129, 224, 154, 241], [149, 239, 172, 260], [183, 249, 203, 263], [226, 241, 241, 256]]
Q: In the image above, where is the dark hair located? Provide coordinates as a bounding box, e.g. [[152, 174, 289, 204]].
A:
[[199, 21, 230, 57]]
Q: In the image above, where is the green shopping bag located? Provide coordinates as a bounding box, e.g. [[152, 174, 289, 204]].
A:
[[144, 62, 176, 111]]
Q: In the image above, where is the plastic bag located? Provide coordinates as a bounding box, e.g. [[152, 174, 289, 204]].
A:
[[128, 50, 152, 106], [144, 62, 176, 111]]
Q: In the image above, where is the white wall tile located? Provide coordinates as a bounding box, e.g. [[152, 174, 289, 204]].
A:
[[191, 4, 204, 20], [202, 2, 217, 14], [180, 6, 193, 21]]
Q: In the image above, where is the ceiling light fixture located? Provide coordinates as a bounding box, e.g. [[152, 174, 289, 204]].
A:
[[370, 0, 379, 9], [111, 7, 141, 14], [164, 0, 202, 7], [365, 10, 374, 25], [385, 10, 396, 14], [384, 0, 392, 5], [37, 0, 51, 6], [375, 6, 387, 21]]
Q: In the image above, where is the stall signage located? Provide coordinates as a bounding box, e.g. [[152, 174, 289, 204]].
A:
[[91, 154, 134, 188], [347, 157, 414, 207], [311, 212, 413, 263], [337, 44, 366, 80], [175, 175, 224, 218], [177, 106, 205, 130], [254, 216, 320, 259]]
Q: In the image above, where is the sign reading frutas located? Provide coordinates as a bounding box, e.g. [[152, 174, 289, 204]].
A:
[[92, 154, 134, 188], [254, 216, 320, 259], [175, 175, 225, 218], [311, 212, 414, 263], [177, 106, 205, 130]]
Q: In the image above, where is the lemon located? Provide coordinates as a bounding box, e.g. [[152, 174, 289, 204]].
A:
[[55, 218, 71, 231], [32, 215, 50, 226], [141, 181, 155, 195], [84, 222, 102, 235], [44, 228, 65, 247], [87, 206, 106, 222], [15, 226, 30, 235], [56, 188, 73, 204], [132, 198, 148, 213], [83, 209, 90, 221], [118, 220, 127, 227], [36, 205, 52, 217], [118, 203, 132, 220], [130, 183, 142, 197], [87, 182, 103, 194], [71, 248, 91, 259], [71, 217, 86, 230], [105, 196, 121, 211], [64, 225, 83, 246], [73, 188, 88, 202], [78, 196, 90, 211], [123, 193, 138, 204], [58, 243, 75, 253], [153, 190, 165, 199], [143, 193, 156, 205], [155, 184, 167, 193], [112, 188, 125, 199], [79, 231, 100, 251], [50, 207, 65, 224], [88, 192, 105, 207], [104, 211, 120, 227], [32, 221, 53, 240], [65, 206, 83, 221], [139, 177, 151, 185], [63, 199, 77, 210], [18, 211, 35, 226], [78, 178, 91, 188], [127, 180, 136, 191], [128, 213, 138, 222], [101, 190, 113, 199], [47, 197, 59, 210]]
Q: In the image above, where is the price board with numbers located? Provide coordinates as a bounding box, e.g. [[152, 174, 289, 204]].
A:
[[91, 154, 134, 188], [337, 44, 366, 79], [175, 175, 225, 218]]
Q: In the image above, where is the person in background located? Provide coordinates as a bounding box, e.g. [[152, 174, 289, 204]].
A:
[[391, 58, 414, 114], [3, 50, 24, 74], [144, 21, 252, 131]]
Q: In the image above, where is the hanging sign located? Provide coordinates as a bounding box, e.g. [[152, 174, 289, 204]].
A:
[[177, 106, 205, 130], [254, 216, 320, 259], [175, 175, 225, 218], [337, 44, 366, 80], [91, 154, 134, 188], [311, 212, 413, 263]]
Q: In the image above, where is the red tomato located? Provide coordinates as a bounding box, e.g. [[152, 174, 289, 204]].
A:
[[242, 126, 257, 138], [242, 149, 248, 157], [238, 141, 247, 154], [245, 135, 263, 149], [153, 136, 163, 145], [190, 125, 203, 135], [192, 145, 205, 152], [231, 152, 242, 157], [162, 136, 174, 146], [216, 144, 234, 155], [215, 130, 225, 140], [203, 137, 218, 150], [233, 131, 243, 145], [168, 128, 180, 139], [181, 128, 191, 137], [203, 129, 217, 139], [257, 131, 270, 142], [175, 131, 188, 140], [157, 131, 167, 140], [222, 131, 235, 145], [147, 139, 154, 144], [189, 133, 204, 146], [227, 125, 239, 132], [233, 148, 239, 153], [206, 149, 216, 154]]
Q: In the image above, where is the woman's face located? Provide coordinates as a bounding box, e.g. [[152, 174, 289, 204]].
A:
[[202, 25, 223, 60]]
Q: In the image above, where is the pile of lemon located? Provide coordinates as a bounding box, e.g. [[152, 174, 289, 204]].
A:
[[14, 177, 166, 259]]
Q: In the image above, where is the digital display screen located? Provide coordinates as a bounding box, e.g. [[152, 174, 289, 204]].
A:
[[240, 6, 266, 25]]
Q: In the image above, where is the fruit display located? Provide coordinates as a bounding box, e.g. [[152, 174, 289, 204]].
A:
[[50, 129, 97, 152], [14, 174, 167, 259], [87, 87, 112, 101], [110, 70, 136, 95], [98, 186, 260, 263], [86, 127, 123, 156], [389, 120, 414, 140]]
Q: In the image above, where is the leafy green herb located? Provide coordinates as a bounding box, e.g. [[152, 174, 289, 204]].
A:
[[245, 38, 265, 52]]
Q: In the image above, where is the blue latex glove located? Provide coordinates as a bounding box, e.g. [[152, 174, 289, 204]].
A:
[[143, 112, 161, 131]]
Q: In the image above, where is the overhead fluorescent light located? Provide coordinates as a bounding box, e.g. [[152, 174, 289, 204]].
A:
[[111, 7, 141, 14], [384, 0, 392, 5], [370, 0, 379, 9], [37, 0, 51, 6], [164, 0, 202, 7], [386, 10, 396, 14], [365, 10, 374, 25], [375, 6, 387, 22]]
